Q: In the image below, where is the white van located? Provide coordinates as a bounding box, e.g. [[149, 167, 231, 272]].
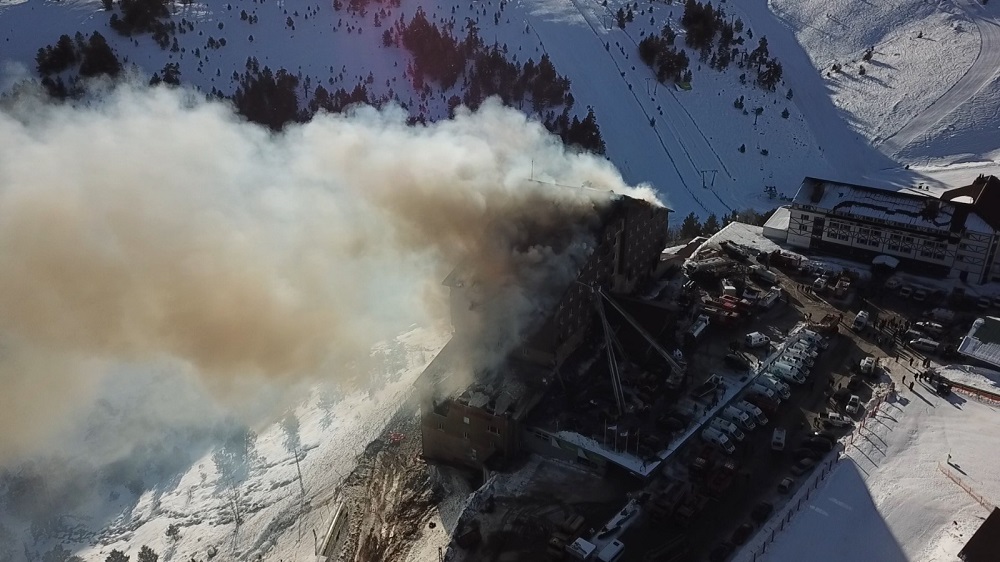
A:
[[751, 265, 779, 286], [769, 362, 806, 385], [787, 341, 819, 358], [745, 332, 771, 349], [710, 417, 745, 441], [908, 338, 940, 353], [722, 406, 756, 431], [759, 375, 791, 399], [778, 355, 811, 375], [771, 427, 787, 451], [782, 349, 814, 367], [798, 329, 829, 348], [735, 400, 769, 426], [702, 427, 736, 454], [748, 383, 778, 402], [852, 311, 870, 331]]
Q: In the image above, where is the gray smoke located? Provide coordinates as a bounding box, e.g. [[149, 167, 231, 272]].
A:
[[0, 85, 662, 467]]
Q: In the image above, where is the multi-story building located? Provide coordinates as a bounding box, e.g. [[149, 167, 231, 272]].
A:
[[418, 195, 670, 470], [784, 175, 1000, 284]]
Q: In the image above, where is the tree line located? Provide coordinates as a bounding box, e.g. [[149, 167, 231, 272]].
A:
[[635, 0, 783, 91], [670, 208, 773, 241]]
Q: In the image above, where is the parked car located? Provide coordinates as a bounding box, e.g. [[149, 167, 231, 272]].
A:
[[899, 286, 914, 299], [846, 395, 861, 415], [709, 543, 735, 562], [813, 277, 827, 291], [915, 321, 945, 337], [782, 349, 815, 367], [731, 523, 755, 545], [847, 375, 866, 392], [778, 355, 812, 375], [771, 428, 787, 451], [790, 458, 817, 475], [908, 338, 940, 353], [860, 356, 877, 375], [749, 382, 779, 402], [788, 343, 820, 360], [832, 388, 852, 404], [792, 448, 823, 462], [913, 288, 929, 302], [777, 477, 795, 493], [851, 310, 870, 331], [751, 502, 774, 524], [819, 412, 854, 428], [735, 401, 769, 426], [884, 277, 902, 290], [710, 417, 746, 442], [811, 430, 838, 444], [803, 437, 834, 452], [769, 362, 807, 385]]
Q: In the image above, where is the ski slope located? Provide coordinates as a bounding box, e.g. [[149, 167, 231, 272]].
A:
[[881, 1, 1000, 157]]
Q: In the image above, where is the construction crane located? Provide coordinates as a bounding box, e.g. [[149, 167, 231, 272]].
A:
[[594, 285, 627, 416], [594, 286, 686, 380]]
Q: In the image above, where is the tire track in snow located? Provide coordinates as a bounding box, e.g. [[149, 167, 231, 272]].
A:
[[880, 3, 1000, 156]]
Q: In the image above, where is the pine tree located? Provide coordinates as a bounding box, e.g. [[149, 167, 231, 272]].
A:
[[105, 550, 130, 562], [680, 212, 703, 239], [781, 108, 789, 119], [703, 214, 721, 235], [137, 546, 158, 562]]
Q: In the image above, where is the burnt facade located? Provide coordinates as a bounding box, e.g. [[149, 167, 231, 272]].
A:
[[419, 195, 670, 470]]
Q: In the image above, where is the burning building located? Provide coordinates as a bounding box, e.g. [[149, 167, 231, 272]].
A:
[[417, 194, 670, 470]]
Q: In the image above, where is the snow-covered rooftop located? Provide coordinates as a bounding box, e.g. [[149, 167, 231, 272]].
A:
[[792, 177, 996, 234], [762, 205, 790, 238], [958, 317, 1000, 369]]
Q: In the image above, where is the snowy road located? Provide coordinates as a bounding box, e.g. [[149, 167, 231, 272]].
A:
[[880, 1, 1000, 156]]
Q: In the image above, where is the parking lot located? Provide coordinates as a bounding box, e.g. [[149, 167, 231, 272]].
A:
[[615, 255, 935, 562]]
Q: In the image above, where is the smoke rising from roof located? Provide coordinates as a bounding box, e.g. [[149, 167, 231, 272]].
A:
[[0, 85, 662, 465]]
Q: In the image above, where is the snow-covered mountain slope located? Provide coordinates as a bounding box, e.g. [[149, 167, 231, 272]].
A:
[[772, 0, 1000, 166], [0, 327, 447, 562], [1, 0, 846, 217]]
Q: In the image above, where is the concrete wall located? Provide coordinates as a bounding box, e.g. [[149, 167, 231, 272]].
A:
[[421, 399, 519, 469]]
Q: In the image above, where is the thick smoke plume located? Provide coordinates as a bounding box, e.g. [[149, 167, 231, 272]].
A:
[[0, 86, 661, 464]]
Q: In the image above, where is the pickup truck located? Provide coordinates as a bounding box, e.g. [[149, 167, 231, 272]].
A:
[[818, 412, 853, 428], [692, 374, 725, 399]]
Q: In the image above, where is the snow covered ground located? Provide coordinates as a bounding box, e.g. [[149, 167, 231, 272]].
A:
[[0, 327, 448, 562], [737, 360, 1000, 562]]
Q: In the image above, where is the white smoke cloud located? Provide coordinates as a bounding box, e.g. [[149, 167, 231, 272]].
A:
[[0, 84, 662, 465]]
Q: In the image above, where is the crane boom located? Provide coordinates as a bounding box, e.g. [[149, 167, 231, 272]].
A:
[[596, 287, 686, 377]]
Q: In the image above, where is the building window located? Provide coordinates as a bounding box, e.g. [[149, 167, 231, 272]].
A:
[[801, 214, 810, 221], [827, 221, 850, 241], [857, 228, 882, 248], [463, 416, 470, 424], [463, 431, 470, 439], [957, 255, 965, 262], [799, 223, 808, 233], [919, 240, 947, 260], [488, 425, 500, 435], [437, 423, 444, 431]]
